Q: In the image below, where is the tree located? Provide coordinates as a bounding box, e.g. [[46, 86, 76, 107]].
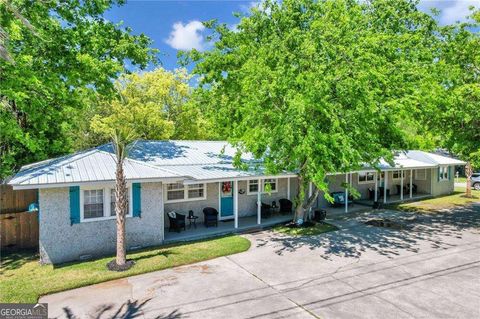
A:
[[188, 0, 443, 221], [90, 67, 211, 269], [85, 67, 214, 147], [423, 9, 480, 197], [0, 0, 157, 179]]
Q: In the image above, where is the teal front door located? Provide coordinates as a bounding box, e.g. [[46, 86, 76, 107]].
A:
[[220, 181, 234, 219]]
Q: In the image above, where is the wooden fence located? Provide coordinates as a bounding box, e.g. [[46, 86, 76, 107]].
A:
[[0, 185, 39, 250]]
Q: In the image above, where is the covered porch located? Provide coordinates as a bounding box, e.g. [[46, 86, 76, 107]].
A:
[[164, 213, 292, 243]]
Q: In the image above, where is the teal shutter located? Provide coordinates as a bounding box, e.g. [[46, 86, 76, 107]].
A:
[[448, 166, 452, 180], [132, 183, 141, 218], [69, 186, 80, 225], [437, 167, 440, 182]]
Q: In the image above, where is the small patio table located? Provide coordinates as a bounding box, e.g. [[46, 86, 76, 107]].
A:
[[187, 215, 199, 229]]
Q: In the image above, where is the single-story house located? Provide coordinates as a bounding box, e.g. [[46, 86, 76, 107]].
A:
[[8, 140, 465, 264]]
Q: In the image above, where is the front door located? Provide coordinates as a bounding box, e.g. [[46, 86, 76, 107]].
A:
[[220, 181, 234, 219]]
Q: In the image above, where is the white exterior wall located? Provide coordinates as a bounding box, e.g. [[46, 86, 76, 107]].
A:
[[431, 166, 455, 196], [39, 182, 163, 264]]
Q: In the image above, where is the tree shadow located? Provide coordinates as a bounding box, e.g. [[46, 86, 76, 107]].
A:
[[260, 205, 480, 260], [0, 249, 38, 271], [62, 298, 185, 319]]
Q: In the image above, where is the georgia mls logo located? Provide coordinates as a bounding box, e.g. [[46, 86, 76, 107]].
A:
[[0, 303, 48, 319]]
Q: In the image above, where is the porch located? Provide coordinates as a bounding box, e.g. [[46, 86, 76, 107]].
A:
[[354, 192, 432, 206], [164, 213, 292, 243]]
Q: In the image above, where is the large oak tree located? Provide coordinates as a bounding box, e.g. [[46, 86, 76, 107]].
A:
[[189, 0, 444, 221], [0, 0, 157, 179]]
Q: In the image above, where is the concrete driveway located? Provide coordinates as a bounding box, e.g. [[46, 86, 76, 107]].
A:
[[41, 206, 480, 319]]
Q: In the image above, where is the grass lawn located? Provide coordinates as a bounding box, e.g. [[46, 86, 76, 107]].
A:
[[455, 177, 467, 184], [274, 222, 339, 236], [393, 187, 480, 213], [0, 235, 250, 303]]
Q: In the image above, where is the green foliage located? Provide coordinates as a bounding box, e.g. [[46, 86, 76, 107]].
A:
[[0, 0, 157, 179], [90, 67, 215, 144], [423, 9, 480, 168], [189, 0, 443, 210]]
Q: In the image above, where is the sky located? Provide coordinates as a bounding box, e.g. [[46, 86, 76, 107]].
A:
[[103, 0, 480, 71]]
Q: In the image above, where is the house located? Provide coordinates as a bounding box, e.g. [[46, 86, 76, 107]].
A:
[[8, 140, 465, 264]]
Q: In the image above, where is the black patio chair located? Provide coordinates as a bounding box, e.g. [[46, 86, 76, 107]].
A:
[[203, 207, 219, 227], [279, 198, 293, 214], [167, 211, 186, 233], [256, 202, 272, 219]]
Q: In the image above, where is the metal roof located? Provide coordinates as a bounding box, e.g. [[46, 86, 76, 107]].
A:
[[128, 140, 256, 166], [9, 147, 181, 188], [8, 140, 467, 189]]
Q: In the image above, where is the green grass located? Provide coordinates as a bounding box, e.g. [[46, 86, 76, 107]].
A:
[[393, 187, 480, 213], [455, 177, 467, 184], [0, 235, 250, 303], [274, 222, 339, 236]]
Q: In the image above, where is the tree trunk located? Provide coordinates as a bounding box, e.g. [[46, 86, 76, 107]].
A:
[[465, 162, 473, 198], [293, 175, 321, 223], [115, 158, 127, 266]]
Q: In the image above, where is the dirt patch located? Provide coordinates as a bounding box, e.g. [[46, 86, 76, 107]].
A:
[[364, 218, 411, 230]]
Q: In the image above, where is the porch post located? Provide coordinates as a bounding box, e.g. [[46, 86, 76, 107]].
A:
[[257, 191, 261, 225], [410, 169, 413, 199], [383, 171, 388, 204], [287, 177, 291, 200], [345, 173, 349, 213], [234, 180, 239, 229], [400, 170, 404, 201], [374, 172, 378, 202]]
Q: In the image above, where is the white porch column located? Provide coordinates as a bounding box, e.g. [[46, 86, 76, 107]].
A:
[[384, 171, 388, 204], [257, 191, 261, 225], [287, 177, 291, 201], [400, 170, 404, 201], [374, 172, 378, 202], [345, 173, 349, 213], [410, 169, 413, 199], [234, 180, 239, 229]]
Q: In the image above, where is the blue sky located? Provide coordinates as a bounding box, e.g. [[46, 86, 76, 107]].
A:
[[103, 0, 480, 71]]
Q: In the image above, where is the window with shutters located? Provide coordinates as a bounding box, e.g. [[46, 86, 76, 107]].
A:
[[80, 186, 132, 222], [439, 166, 449, 181]]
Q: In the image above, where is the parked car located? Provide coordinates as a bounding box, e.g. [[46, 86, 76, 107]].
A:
[[472, 173, 480, 190]]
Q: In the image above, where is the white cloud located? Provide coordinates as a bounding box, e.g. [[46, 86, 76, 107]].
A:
[[165, 20, 205, 51], [419, 0, 480, 25]]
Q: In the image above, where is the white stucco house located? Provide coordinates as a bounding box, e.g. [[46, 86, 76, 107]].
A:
[[8, 140, 465, 264]]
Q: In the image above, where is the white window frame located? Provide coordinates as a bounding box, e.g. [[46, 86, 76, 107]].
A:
[[247, 178, 279, 195], [415, 169, 427, 180], [164, 182, 207, 203], [439, 166, 449, 182], [80, 185, 132, 223], [392, 170, 404, 180], [247, 179, 260, 195], [358, 172, 375, 184]]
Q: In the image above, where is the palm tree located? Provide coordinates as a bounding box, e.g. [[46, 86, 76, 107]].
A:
[[465, 162, 473, 198]]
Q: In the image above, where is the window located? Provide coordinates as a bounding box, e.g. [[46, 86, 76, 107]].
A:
[[415, 169, 426, 180], [110, 188, 129, 216], [248, 180, 259, 194], [81, 186, 131, 222], [358, 172, 375, 184], [263, 179, 277, 192], [83, 189, 104, 219], [165, 183, 206, 202], [188, 184, 204, 199], [439, 166, 449, 181], [167, 183, 185, 201], [392, 171, 404, 180], [247, 179, 278, 194]]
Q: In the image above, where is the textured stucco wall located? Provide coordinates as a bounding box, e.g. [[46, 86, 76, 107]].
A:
[[39, 182, 163, 264], [431, 166, 455, 196]]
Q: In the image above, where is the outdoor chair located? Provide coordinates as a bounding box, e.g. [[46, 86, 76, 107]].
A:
[[167, 211, 186, 233], [279, 198, 293, 214], [256, 202, 272, 219], [203, 207, 219, 227], [330, 192, 353, 207]]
